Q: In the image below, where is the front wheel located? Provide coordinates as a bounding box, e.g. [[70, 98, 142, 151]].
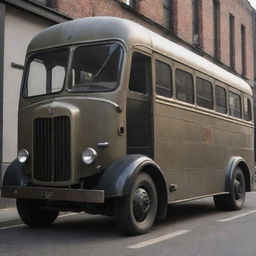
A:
[[115, 173, 158, 235], [214, 167, 246, 211], [16, 198, 59, 227]]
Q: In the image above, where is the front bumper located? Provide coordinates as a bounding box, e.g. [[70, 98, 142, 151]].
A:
[[1, 186, 105, 203]]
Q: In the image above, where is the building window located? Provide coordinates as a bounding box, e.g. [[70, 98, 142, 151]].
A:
[[124, 0, 137, 9], [241, 24, 247, 76], [192, 0, 202, 48], [156, 60, 172, 98], [229, 13, 235, 70], [163, 0, 176, 32], [213, 0, 220, 60]]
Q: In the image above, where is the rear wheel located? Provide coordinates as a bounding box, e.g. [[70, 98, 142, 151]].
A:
[[16, 198, 59, 227], [214, 167, 246, 211], [115, 173, 158, 235]]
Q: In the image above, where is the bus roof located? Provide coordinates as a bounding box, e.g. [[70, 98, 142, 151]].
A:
[[27, 16, 252, 96]]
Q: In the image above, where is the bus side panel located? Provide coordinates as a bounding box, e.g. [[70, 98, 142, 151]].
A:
[[154, 101, 254, 202]]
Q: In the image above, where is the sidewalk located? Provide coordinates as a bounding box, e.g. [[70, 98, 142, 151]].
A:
[[0, 207, 21, 227]]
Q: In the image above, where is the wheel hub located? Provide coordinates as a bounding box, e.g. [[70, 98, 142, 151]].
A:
[[234, 179, 242, 200], [133, 188, 151, 222]]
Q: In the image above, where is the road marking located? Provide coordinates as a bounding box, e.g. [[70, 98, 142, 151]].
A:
[[0, 224, 25, 230], [217, 210, 256, 223], [127, 230, 191, 249], [58, 212, 79, 218]]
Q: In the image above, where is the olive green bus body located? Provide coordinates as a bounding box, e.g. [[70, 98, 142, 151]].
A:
[[1, 17, 255, 234]]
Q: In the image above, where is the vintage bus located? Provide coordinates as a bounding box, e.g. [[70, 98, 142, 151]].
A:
[[1, 17, 255, 235]]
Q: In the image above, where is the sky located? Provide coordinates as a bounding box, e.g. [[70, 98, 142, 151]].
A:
[[248, 0, 256, 9]]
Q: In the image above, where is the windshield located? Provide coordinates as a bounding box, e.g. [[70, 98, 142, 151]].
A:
[[24, 49, 69, 97], [70, 43, 123, 92], [23, 43, 124, 97]]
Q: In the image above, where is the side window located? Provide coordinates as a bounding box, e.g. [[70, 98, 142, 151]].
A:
[[156, 60, 172, 98], [175, 69, 194, 104], [129, 52, 151, 94], [215, 85, 227, 114], [196, 77, 213, 109], [244, 97, 252, 121], [229, 92, 241, 118]]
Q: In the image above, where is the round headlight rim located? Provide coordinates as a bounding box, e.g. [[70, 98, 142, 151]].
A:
[[82, 148, 97, 165], [17, 148, 30, 163]]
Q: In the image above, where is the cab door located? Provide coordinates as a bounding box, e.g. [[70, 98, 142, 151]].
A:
[[126, 51, 153, 158]]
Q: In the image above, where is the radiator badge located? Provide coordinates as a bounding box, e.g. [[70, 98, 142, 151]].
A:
[[48, 103, 55, 115]]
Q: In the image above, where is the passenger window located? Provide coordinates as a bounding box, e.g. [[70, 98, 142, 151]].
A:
[[129, 52, 151, 94], [229, 92, 241, 118], [244, 98, 252, 121], [196, 77, 213, 109], [175, 69, 194, 104], [156, 60, 172, 98], [215, 85, 227, 114]]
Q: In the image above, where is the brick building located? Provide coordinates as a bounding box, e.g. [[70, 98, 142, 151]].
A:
[[0, 0, 255, 207]]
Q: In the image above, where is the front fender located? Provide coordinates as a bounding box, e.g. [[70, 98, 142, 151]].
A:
[[96, 154, 164, 198], [2, 158, 30, 187]]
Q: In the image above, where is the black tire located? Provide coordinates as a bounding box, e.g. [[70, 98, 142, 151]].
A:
[[16, 198, 59, 228], [115, 172, 158, 235], [214, 167, 246, 211]]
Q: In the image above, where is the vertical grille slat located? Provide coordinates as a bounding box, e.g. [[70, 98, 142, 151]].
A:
[[34, 116, 71, 182]]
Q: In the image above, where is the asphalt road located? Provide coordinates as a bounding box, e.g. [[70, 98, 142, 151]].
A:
[[1, 193, 256, 256]]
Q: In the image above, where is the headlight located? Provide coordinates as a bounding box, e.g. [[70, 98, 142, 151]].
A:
[[17, 149, 29, 163], [82, 148, 97, 165]]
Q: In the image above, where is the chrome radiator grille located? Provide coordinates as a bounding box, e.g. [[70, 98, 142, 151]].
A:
[[33, 116, 71, 182]]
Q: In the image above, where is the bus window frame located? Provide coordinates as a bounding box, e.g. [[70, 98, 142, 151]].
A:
[[228, 89, 242, 120], [154, 53, 174, 99], [127, 48, 153, 98], [194, 71, 214, 110], [214, 82, 228, 115], [174, 62, 195, 105], [22, 46, 71, 99]]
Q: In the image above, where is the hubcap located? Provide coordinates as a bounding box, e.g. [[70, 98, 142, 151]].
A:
[[133, 188, 151, 222], [234, 179, 242, 200]]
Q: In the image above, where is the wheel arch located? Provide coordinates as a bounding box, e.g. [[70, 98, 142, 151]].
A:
[[226, 157, 251, 192], [96, 154, 168, 220]]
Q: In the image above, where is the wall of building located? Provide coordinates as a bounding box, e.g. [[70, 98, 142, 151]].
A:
[[3, 6, 53, 169], [51, 0, 255, 86]]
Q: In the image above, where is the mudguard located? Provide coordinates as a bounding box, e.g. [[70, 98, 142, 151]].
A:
[[96, 154, 168, 219], [225, 157, 250, 192], [2, 158, 30, 187]]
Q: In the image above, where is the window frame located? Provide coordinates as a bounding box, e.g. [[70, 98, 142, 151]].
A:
[[175, 67, 195, 104], [228, 90, 242, 119], [196, 76, 214, 110], [155, 59, 173, 98], [215, 84, 228, 114], [128, 50, 152, 96], [22, 47, 70, 98]]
